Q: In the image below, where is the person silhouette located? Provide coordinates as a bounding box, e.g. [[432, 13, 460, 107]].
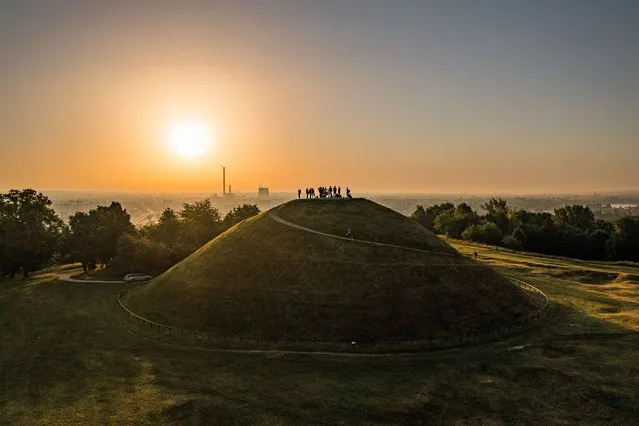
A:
[[298, 189, 301, 199], [346, 187, 352, 198], [338, 186, 341, 196], [328, 186, 333, 197]]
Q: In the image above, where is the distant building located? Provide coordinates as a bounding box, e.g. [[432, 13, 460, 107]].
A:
[[258, 187, 269, 197]]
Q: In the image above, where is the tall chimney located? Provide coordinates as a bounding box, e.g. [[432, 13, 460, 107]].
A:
[[222, 166, 226, 196]]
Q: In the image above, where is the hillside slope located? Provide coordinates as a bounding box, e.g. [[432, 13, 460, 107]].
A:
[[126, 199, 536, 342]]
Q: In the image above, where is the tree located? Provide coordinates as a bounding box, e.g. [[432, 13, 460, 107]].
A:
[[95, 202, 135, 265], [144, 208, 182, 246], [224, 204, 260, 228], [411, 203, 455, 232], [67, 211, 99, 272], [482, 198, 510, 234], [110, 235, 172, 276], [461, 222, 504, 246], [512, 226, 528, 246], [553, 205, 595, 232], [503, 235, 523, 251], [180, 199, 222, 247], [482, 198, 508, 214], [434, 204, 479, 239], [67, 202, 134, 270], [410, 206, 428, 228], [0, 189, 66, 278], [608, 217, 639, 260]]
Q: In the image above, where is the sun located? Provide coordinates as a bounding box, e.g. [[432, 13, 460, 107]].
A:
[[167, 121, 212, 160]]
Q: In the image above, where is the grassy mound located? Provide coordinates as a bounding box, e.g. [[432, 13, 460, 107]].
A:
[[276, 198, 457, 253], [126, 199, 537, 342]]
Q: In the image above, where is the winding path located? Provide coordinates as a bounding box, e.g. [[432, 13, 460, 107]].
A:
[[268, 208, 459, 257], [57, 273, 124, 284]]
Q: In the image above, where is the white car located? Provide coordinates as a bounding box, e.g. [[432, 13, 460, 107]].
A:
[[123, 273, 152, 282]]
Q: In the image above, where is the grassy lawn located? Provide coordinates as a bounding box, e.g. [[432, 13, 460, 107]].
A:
[[1, 244, 639, 424]]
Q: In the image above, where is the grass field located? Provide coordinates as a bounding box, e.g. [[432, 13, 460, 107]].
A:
[[1, 236, 638, 424]]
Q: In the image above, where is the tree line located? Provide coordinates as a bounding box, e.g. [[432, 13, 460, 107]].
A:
[[0, 189, 260, 278], [411, 198, 639, 261]]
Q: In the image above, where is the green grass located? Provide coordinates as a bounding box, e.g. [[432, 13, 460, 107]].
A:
[[125, 201, 536, 342], [1, 256, 639, 423], [277, 198, 456, 253], [2, 205, 639, 423], [446, 237, 639, 333]]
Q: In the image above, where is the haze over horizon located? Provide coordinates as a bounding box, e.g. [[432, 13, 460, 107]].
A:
[[1, 1, 638, 194]]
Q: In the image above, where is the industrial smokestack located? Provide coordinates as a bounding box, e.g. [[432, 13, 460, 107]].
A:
[[223, 166, 226, 196]]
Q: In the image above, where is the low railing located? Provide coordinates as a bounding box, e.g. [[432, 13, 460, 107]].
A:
[[117, 277, 549, 352]]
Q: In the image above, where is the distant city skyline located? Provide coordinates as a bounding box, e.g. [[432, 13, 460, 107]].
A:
[[1, 1, 638, 194]]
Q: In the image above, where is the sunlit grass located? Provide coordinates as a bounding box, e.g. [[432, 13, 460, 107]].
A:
[[447, 237, 639, 332]]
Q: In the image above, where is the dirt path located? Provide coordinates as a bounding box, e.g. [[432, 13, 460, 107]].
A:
[[268, 208, 458, 257], [57, 273, 124, 284]]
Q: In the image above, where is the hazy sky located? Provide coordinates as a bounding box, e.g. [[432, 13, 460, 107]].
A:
[[1, 0, 638, 194]]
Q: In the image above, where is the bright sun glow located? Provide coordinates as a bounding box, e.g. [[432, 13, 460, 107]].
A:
[[168, 121, 212, 159]]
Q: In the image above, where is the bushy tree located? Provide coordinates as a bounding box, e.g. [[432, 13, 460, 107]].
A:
[[410, 205, 428, 228], [110, 234, 172, 276], [411, 203, 455, 232], [608, 216, 639, 260], [434, 204, 479, 238], [482, 198, 510, 234], [148, 208, 182, 245], [553, 205, 595, 231], [67, 202, 134, 271], [503, 235, 523, 251], [66, 212, 99, 272], [180, 199, 222, 247], [224, 204, 260, 227], [462, 222, 504, 246], [0, 189, 66, 277]]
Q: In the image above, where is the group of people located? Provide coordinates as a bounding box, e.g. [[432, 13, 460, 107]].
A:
[[298, 186, 351, 199]]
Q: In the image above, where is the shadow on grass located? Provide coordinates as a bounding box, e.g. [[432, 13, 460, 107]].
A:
[[1, 271, 639, 424], [0, 276, 166, 422]]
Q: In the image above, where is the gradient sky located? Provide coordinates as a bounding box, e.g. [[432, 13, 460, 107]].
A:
[[1, 0, 638, 194]]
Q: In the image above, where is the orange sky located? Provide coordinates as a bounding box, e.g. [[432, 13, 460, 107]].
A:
[[1, 2, 638, 194]]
